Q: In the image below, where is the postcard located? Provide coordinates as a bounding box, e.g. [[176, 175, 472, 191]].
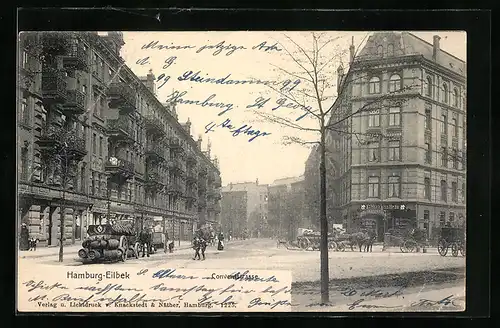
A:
[[17, 30, 466, 313]]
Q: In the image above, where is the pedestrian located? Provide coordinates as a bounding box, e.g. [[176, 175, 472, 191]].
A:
[[192, 236, 201, 260], [218, 232, 225, 251], [200, 237, 208, 260]]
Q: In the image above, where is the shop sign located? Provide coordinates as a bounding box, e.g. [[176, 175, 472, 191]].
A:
[[361, 204, 406, 210]]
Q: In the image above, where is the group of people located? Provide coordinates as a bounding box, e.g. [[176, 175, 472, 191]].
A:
[[192, 232, 225, 260]]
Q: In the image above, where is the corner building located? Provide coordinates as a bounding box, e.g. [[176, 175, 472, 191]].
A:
[[314, 32, 466, 242], [17, 32, 221, 246]]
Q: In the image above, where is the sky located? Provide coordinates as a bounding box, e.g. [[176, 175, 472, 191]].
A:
[[118, 31, 466, 185]]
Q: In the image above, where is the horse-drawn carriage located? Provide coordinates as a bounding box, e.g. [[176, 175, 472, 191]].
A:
[[295, 228, 349, 251], [78, 221, 160, 263], [437, 226, 465, 257], [382, 227, 428, 253]]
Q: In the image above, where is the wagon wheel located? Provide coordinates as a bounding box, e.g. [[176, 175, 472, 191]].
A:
[[337, 242, 346, 252], [459, 241, 466, 257], [403, 239, 417, 253], [137, 243, 145, 257], [298, 238, 309, 250], [328, 241, 338, 251], [451, 242, 459, 257], [400, 240, 407, 253], [437, 239, 448, 256], [133, 242, 140, 259]]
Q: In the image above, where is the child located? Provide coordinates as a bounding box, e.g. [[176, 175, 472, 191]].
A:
[[28, 237, 39, 251]]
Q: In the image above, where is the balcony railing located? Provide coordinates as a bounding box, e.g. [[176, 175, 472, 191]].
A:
[[107, 82, 137, 114], [107, 117, 135, 141], [144, 115, 165, 135], [37, 125, 87, 159], [145, 172, 165, 191], [41, 71, 67, 103], [62, 89, 86, 115], [105, 156, 135, 179], [145, 143, 166, 161], [62, 42, 88, 71]]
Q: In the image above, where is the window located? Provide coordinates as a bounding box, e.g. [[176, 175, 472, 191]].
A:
[[453, 88, 459, 107], [440, 114, 447, 135], [389, 107, 401, 126], [93, 93, 100, 117], [389, 74, 402, 92], [92, 133, 97, 154], [461, 183, 466, 202], [99, 137, 103, 157], [82, 84, 87, 94], [369, 77, 381, 94], [368, 141, 379, 162], [388, 175, 400, 197], [387, 44, 394, 56], [425, 143, 432, 163], [449, 212, 455, 223], [452, 117, 458, 138], [452, 149, 459, 169], [388, 140, 401, 161], [441, 147, 448, 167], [91, 172, 95, 195], [20, 147, 28, 181], [22, 50, 28, 68], [452, 181, 458, 202], [439, 212, 446, 227], [442, 83, 448, 103], [96, 174, 100, 195], [440, 180, 447, 202], [377, 45, 383, 56], [20, 96, 29, 124], [368, 176, 379, 198], [424, 106, 432, 130], [425, 76, 433, 97], [368, 109, 380, 127], [80, 166, 85, 193], [424, 177, 431, 200]]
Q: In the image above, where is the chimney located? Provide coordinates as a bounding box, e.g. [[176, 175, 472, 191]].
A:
[[433, 35, 441, 61], [144, 69, 157, 95], [349, 36, 355, 63], [197, 135, 202, 150], [337, 64, 344, 94]]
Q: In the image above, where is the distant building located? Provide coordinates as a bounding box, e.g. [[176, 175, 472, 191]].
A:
[[221, 179, 268, 238], [268, 176, 305, 240]]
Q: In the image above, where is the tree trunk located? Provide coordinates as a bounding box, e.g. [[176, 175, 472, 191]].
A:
[[319, 129, 329, 304], [59, 190, 65, 262]]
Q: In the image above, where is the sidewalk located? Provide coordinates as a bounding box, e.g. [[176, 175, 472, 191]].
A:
[[18, 240, 194, 259]]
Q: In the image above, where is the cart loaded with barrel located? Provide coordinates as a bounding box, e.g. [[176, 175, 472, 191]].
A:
[[78, 221, 161, 263]]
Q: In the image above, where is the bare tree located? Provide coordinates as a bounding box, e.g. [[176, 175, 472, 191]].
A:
[[250, 32, 420, 304]]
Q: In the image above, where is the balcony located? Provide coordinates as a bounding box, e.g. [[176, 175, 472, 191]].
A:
[[105, 156, 135, 180], [107, 82, 136, 114], [145, 172, 165, 191], [168, 157, 185, 175], [107, 116, 135, 142], [61, 42, 88, 71], [167, 182, 184, 195], [144, 115, 165, 136], [36, 126, 87, 160], [41, 33, 73, 56], [145, 143, 166, 162], [186, 152, 197, 165], [41, 71, 67, 103], [62, 89, 86, 115], [186, 169, 198, 183]]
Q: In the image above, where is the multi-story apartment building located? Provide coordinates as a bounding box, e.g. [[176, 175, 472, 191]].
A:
[[305, 32, 466, 242], [17, 31, 221, 246], [220, 180, 268, 238], [268, 176, 305, 240]]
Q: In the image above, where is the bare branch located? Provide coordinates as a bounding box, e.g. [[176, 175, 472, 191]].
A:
[[253, 110, 320, 133], [282, 135, 320, 146]]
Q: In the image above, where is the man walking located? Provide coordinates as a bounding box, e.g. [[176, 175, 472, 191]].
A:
[[199, 237, 208, 260], [193, 236, 201, 260]]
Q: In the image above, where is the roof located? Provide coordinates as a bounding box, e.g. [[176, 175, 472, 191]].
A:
[[269, 176, 304, 187], [357, 31, 466, 77]]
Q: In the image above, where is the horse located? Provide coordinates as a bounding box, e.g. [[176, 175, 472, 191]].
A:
[[361, 230, 377, 252]]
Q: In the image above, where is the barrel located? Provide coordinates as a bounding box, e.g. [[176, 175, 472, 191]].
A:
[[100, 239, 108, 248], [107, 239, 120, 249], [88, 249, 101, 260], [78, 248, 88, 259], [103, 249, 120, 260], [90, 240, 101, 248]]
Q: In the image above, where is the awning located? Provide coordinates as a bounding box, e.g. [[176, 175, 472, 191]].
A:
[[359, 209, 385, 218]]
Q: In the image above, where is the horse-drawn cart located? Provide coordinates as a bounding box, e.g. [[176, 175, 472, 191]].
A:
[[437, 227, 465, 257]]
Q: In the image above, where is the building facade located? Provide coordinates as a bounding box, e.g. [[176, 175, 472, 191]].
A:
[[268, 176, 306, 240], [17, 31, 221, 246], [220, 180, 268, 238], [306, 32, 466, 242]]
